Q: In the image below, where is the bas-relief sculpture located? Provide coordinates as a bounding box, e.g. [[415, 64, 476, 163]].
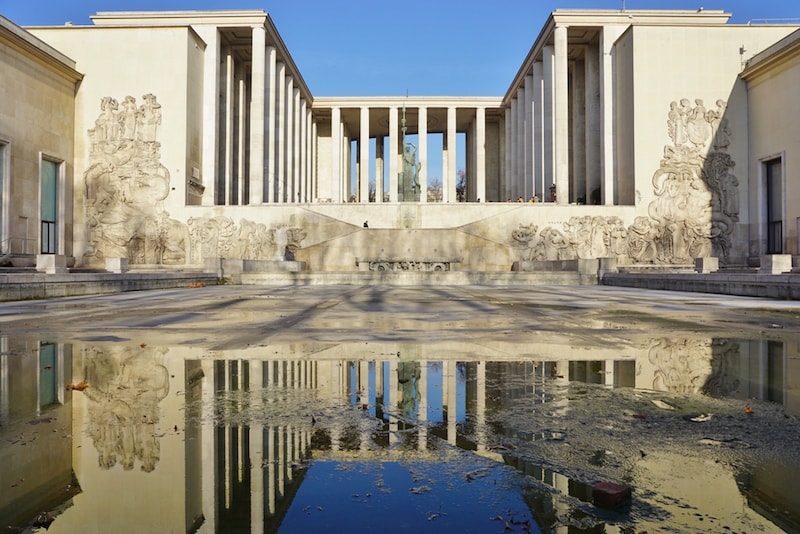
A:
[[83, 95, 306, 266], [512, 98, 738, 265], [81, 345, 170, 472]]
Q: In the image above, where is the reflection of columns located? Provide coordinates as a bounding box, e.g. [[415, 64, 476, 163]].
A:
[[331, 107, 341, 203], [543, 45, 554, 200], [277, 425, 285, 497], [604, 360, 614, 387], [249, 26, 266, 204], [445, 361, 457, 445], [250, 362, 264, 534], [388, 360, 398, 445], [476, 107, 486, 202], [200, 360, 217, 530], [389, 107, 399, 202], [265, 46, 277, 203], [359, 107, 370, 203], [554, 25, 569, 206], [445, 106, 456, 203], [418, 107, 428, 203], [476, 361, 486, 452], [532, 60, 544, 198], [275, 62, 286, 203], [418, 361, 428, 451], [267, 426, 275, 515]]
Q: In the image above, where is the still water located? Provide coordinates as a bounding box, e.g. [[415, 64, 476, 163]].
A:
[[1, 335, 798, 533]]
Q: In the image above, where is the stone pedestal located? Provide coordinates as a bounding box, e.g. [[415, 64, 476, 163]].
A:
[[105, 257, 129, 274], [36, 254, 68, 274], [694, 257, 719, 274], [759, 254, 792, 274], [598, 257, 618, 277]]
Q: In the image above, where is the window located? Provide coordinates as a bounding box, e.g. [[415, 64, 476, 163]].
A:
[[39, 342, 58, 408], [765, 158, 783, 254], [40, 159, 59, 254]]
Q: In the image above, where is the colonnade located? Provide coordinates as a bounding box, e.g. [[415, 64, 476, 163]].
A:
[[200, 25, 316, 207], [504, 24, 624, 205]]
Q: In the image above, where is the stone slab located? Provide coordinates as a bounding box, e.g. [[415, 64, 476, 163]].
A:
[[759, 254, 792, 274]]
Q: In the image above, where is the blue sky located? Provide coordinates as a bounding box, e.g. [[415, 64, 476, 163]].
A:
[[3, 0, 798, 97]]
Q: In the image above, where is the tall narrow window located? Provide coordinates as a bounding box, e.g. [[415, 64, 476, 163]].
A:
[[40, 159, 58, 254], [39, 342, 57, 409], [765, 158, 783, 254]]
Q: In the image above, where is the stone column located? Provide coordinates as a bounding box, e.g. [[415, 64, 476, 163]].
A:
[[504, 107, 512, 201], [265, 46, 277, 203], [275, 62, 286, 203], [554, 25, 569, 206], [533, 60, 544, 198], [331, 107, 341, 202], [359, 107, 370, 203], [572, 57, 586, 204], [509, 98, 518, 199], [476, 106, 486, 202], [601, 26, 622, 206], [389, 106, 399, 202], [446, 106, 457, 203], [249, 361, 264, 534], [310, 115, 317, 202], [524, 74, 534, 199], [201, 27, 220, 206], [516, 87, 525, 199], [543, 45, 555, 201], [375, 135, 384, 203], [418, 106, 428, 203], [285, 77, 295, 204], [236, 64, 246, 205], [292, 88, 301, 203], [585, 42, 601, 205], [249, 25, 266, 205], [223, 50, 235, 205], [299, 99, 307, 203]]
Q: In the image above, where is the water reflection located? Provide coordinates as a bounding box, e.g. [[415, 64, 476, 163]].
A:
[[0, 335, 798, 532]]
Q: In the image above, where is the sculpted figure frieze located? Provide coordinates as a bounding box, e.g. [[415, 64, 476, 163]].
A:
[[83, 94, 187, 266], [186, 217, 305, 263]]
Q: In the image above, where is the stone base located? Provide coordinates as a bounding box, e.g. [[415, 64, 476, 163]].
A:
[[695, 257, 719, 274], [356, 259, 459, 272], [36, 254, 68, 274], [105, 257, 129, 274], [759, 254, 792, 274]]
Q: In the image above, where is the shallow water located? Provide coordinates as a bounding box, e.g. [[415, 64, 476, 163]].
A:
[[1, 333, 798, 533]]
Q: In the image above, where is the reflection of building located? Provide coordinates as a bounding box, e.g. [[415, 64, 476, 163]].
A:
[[1, 10, 800, 271], [0, 338, 75, 527]]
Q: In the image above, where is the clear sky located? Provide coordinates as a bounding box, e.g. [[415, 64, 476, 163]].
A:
[[3, 0, 799, 97]]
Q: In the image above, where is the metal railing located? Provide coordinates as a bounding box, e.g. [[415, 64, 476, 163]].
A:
[[0, 236, 37, 256]]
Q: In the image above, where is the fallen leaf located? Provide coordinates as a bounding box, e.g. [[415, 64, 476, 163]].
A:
[[140, 342, 147, 348], [744, 404, 754, 415], [65, 381, 89, 391], [651, 399, 675, 410]]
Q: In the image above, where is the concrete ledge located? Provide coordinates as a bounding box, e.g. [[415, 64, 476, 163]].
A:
[[241, 270, 598, 286], [36, 254, 68, 274], [105, 257, 129, 274], [695, 257, 719, 274], [0, 271, 219, 301], [603, 272, 800, 299]]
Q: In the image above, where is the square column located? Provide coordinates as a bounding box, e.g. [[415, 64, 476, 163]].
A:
[[533, 60, 544, 198], [418, 107, 428, 203], [509, 98, 518, 199], [293, 88, 301, 203], [285, 77, 295, 203], [445, 107, 457, 203], [223, 49, 235, 205], [275, 62, 286, 203], [524, 74, 534, 200], [543, 44, 555, 201], [504, 107, 511, 201], [249, 25, 266, 205], [309, 111, 316, 202], [330, 107, 342, 202], [359, 107, 370, 203], [200, 27, 220, 206], [476, 106, 486, 202], [571, 57, 586, 204], [389, 107, 399, 202], [299, 98, 307, 203], [375, 135, 384, 203], [601, 26, 625, 205], [236, 63, 247, 206], [516, 87, 525, 199], [585, 42, 601, 204], [554, 25, 569, 206], [265, 46, 277, 203]]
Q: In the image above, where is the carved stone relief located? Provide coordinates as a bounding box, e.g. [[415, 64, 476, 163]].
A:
[[83, 94, 188, 265], [186, 216, 305, 263], [81, 345, 170, 472], [647, 338, 714, 393], [511, 98, 738, 265]]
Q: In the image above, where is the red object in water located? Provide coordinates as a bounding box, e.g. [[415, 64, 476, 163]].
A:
[[592, 482, 632, 508]]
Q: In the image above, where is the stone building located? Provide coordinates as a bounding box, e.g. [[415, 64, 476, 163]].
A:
[[1, 9, 798, 272]]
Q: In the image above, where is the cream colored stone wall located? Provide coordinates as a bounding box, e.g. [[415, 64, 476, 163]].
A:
[[745, 34, 800, 257], [0, 21, 79, 259]]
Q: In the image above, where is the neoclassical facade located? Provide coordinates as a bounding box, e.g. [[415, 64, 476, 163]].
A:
[[1, 9, 798, 271]]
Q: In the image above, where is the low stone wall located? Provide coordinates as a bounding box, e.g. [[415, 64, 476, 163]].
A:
[[0, 271, 219, 301], [602, 272, 800, 299]]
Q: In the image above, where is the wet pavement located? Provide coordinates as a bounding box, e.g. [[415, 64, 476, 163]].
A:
[[1, 285, 799, 533]]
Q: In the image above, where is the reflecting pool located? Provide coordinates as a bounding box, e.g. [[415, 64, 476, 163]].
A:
[[1, 333, 798, 533]]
